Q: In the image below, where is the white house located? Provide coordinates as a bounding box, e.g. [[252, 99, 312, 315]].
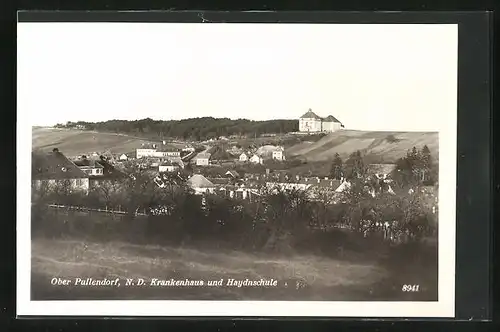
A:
[[196, 153, 211, 166], [249, 154, 263, 165], [271, 146, 285, 161], [159, 162, 179, 173], [321, 115, 344, 132], [187, 174, 215, 195], [136, 148, 156, 159], [136, 143, 181, 159], [119, 153, 128, 161], [239, 153, 248, 162], [299, 109, 344, 133]]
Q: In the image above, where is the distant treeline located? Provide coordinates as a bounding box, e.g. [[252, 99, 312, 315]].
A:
[[56, 118, 299, 140]]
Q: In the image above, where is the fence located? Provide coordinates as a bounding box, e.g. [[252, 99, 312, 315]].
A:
[[47, 204, 148, 216]]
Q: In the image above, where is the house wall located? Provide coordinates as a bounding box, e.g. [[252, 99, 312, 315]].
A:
[[196, 158, 209, 166], [272, 151, 284, 161], [159, 165, 178, 172], [322, 121, 342, 132], [299, 118, 322, 132], [33, 178, 89, 193], [239, 154, 248, 162], [136, 149, 156, 158], [81, 167, 103, 176]]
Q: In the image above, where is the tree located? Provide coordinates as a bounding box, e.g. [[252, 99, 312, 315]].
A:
[[344, 150, 365, 180], [330, 153, 344, 180], [421, 145, 433, 185]]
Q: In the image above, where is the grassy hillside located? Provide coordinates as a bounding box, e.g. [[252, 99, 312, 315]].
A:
[[32, 127, 158, 156], [286, 130, 438, 164]]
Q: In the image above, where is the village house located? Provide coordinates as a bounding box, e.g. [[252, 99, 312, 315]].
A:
[[119, 153, 128, 161], [136, 143, 181, 159], [32, 149, 90, 193], [366, 163, 397, 180], [187, 174, 216, 195], [239, 152, 248, 162], [225, 170, 240, 179], [271, 146, 285, 161], [195, 153, 211, 166], [299, 109, 344, 133], [182, 145, 196, 153], [159, 161, 180, 173], [87, 160, 128, 188], [249, 154, 264, 165], [73, 158, 104, 176]]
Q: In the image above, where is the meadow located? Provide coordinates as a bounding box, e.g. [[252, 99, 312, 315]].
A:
[[31, 209, 437, 302], [286, 130, 438, 164], [32, 127, 155, 156]]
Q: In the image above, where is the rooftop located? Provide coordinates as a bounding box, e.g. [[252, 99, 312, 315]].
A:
[[197, 153, 211, 159], [32, 151, 88, 180], [300, 109, 322, 119], [323, 115, 342, 123], [187, 174, 214, 188]]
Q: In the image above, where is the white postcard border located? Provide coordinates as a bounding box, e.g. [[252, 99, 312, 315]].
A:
[[17, 23, 457, 317]]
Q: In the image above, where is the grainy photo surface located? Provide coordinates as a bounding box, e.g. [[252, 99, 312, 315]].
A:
[[17, 19, 458, 317]]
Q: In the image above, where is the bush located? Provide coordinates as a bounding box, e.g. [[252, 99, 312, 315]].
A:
[[385, 134, 400, 143]]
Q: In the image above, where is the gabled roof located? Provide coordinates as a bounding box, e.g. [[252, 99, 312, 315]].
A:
[[225, 170, 240, 178], [197, 153, 211, 159], [300, 109, 322, 119], [187, 174, 214, 188], [323, 115, 342, 123], [32, 151, 89, 180]]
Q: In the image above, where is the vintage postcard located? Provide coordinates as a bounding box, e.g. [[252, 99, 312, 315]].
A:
[[17, 20, 457, 317]]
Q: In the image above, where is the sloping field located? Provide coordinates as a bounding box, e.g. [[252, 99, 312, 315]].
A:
[[32, 127, 155, 156], [287, 130, 438, 163]]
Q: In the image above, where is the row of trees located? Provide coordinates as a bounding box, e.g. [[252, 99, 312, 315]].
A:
[[393, 146, 436, 187], [329, 150, 366, 180], [32, 164, 436, 252], [329, 146, 437, 187], [56, 118, 299, 141]]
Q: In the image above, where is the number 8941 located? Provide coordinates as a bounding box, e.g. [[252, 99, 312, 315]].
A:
[[402, 284, 420, 292]]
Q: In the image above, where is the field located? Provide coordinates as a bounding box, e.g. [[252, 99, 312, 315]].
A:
[[31, 238, 437, 301], [32, 127, 158, 156], [286, 130, 438, 163], [32, 127, 438, 165]]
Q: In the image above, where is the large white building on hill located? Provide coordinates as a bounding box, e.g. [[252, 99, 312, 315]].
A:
[[299, 109, 344, 133]]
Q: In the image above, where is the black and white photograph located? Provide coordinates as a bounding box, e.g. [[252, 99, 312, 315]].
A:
[[17, 18, 457, 317]]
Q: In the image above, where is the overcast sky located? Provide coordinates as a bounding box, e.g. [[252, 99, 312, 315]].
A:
[[17, 23, 457, 131]]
